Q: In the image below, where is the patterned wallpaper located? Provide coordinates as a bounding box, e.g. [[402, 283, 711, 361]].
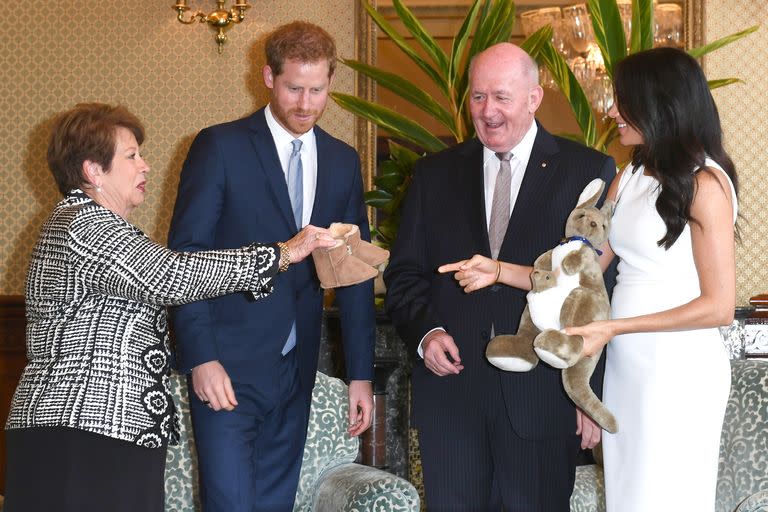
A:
[[1, 1, 766, 304], [703, 0, 768, 304], [0, 0, 357, 294]]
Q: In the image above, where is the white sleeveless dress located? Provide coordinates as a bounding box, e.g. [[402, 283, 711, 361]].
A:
[[603, 158, 736, 512]]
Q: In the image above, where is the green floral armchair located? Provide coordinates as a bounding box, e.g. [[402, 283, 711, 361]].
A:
[[570, 359, 768, 512], [164, 371, 420, 512]]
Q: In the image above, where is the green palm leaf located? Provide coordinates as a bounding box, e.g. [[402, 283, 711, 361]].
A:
[[364, 189, 394, 209], [520, 24, 554, 57], [456, 0, 516, 125], [449, 0, 483, 88], [447, 0, 485, 139], [388, 140, 422, 169], [629, 0, 654, 53], [366, 140, 421, 217], [392, 0, 450, 76], [594, 123, 618, 153], [467, 0, 515, 64], [361, 1, 450, 98], [377, 217, 400, 244], [485, 0, 516, 43], [537, 41, 597, 146], [331, 93, 448, 153], [375, 171, 405, 192], [688, 26, 759, 59], [468, 0, 494, 56], [588, 0, 627, 78], [708, 78, 744, 90], [341, 59, 457, 137]]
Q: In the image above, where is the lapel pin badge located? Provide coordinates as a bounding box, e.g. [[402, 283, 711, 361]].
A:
[[541, 161, 548, 168]]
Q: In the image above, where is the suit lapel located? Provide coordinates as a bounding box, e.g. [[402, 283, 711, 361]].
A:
[[461, 140, 491, 256], [247, 109, 297, 232], [309, 128, 331, 227], [505, 124, 560, 239], [467, 126, 561, 259]]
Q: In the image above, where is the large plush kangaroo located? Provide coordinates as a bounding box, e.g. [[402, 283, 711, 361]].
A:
[[486, 178, 618, 433]]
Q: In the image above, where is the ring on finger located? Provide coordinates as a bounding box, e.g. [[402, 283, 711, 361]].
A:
[[201, 399, 210, 405]]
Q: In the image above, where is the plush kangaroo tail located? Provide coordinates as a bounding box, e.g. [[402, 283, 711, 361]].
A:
[[562, 350, 618, 433]]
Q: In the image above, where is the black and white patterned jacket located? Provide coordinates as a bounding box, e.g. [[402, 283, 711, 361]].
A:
[[6, 190, 279, 448]]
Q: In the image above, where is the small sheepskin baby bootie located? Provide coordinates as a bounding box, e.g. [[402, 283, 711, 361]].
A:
[[330, 222, 390, 267], [312, 224, 378, 289]]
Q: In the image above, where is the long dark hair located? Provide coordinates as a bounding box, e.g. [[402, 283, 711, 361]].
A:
[[613, 47, 738, 249]]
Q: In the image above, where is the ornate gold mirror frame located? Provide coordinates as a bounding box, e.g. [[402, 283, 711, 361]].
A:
[[353, 0, 377, 198], [685, 0, 704, 49]]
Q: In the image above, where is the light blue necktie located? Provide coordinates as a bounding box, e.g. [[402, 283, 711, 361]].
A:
[[287, 139, 303, 229], [282, 139, 303, 355]]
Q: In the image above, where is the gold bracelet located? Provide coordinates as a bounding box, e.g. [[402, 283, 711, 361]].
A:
[[493, 260, 502, 284], [277, 242, 291, 272]]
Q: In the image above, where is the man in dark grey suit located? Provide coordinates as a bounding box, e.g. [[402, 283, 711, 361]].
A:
[[384, 43, 616, 511]]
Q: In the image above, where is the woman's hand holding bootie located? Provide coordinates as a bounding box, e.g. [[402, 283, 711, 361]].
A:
[[285, 226, 336, 264], [311, 223, 388, 289]]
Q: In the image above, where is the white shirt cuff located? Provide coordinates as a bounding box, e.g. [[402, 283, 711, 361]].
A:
[[417, 327, 446, 359]]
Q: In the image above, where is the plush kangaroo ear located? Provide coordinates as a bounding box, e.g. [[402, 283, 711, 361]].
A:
[[575, 178, 605, 209]]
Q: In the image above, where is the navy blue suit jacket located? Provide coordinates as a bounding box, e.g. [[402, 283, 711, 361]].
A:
[[168, 108, 375, 398], [384, 123, 616, 440]]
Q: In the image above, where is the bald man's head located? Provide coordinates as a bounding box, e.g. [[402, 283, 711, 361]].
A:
[[468, 43, 544, 152]]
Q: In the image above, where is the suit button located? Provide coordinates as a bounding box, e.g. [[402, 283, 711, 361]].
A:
[[490, 284, 501, 293], [481, 331, 488, 340]]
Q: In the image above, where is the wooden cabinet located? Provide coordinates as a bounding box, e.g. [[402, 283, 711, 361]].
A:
[[0, 296, 26, 495]]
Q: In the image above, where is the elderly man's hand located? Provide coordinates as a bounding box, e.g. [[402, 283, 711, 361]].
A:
[[576, 408, 602, 449], [422, 330, 464, 376]]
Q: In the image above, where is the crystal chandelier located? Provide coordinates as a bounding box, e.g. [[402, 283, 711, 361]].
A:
[[519, 1, 684, 114]]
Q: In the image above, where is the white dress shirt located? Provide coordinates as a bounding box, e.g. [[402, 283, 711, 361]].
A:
[[265, 104, 317, 227]]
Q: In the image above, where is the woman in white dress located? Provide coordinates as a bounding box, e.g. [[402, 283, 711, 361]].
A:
[[565, 47, 738, 511]]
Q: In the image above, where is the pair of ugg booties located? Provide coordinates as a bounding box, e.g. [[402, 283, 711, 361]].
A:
[[312, 223, 389, 289]]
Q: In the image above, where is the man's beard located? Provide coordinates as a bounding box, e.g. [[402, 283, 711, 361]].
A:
[[273, 105, 321, 135]]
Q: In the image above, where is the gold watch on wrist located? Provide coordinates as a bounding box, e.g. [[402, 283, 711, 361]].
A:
[[277, 241, 291, 272]]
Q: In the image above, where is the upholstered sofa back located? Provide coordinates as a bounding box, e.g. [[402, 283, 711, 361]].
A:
[[716, 359, 768, 512]]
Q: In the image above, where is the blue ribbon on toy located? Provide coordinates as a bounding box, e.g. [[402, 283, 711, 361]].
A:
[[558, 236, 603, 256]]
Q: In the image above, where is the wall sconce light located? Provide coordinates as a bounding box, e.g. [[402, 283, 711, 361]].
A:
[[172, 0, 251, 54]]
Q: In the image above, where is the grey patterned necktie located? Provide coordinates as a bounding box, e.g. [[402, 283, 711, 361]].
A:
[[287, 139, 303, 228], [489, 151, 513, 259]]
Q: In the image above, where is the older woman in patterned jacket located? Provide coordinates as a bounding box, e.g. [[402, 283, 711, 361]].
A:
[[3, 103, 336, 512]]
